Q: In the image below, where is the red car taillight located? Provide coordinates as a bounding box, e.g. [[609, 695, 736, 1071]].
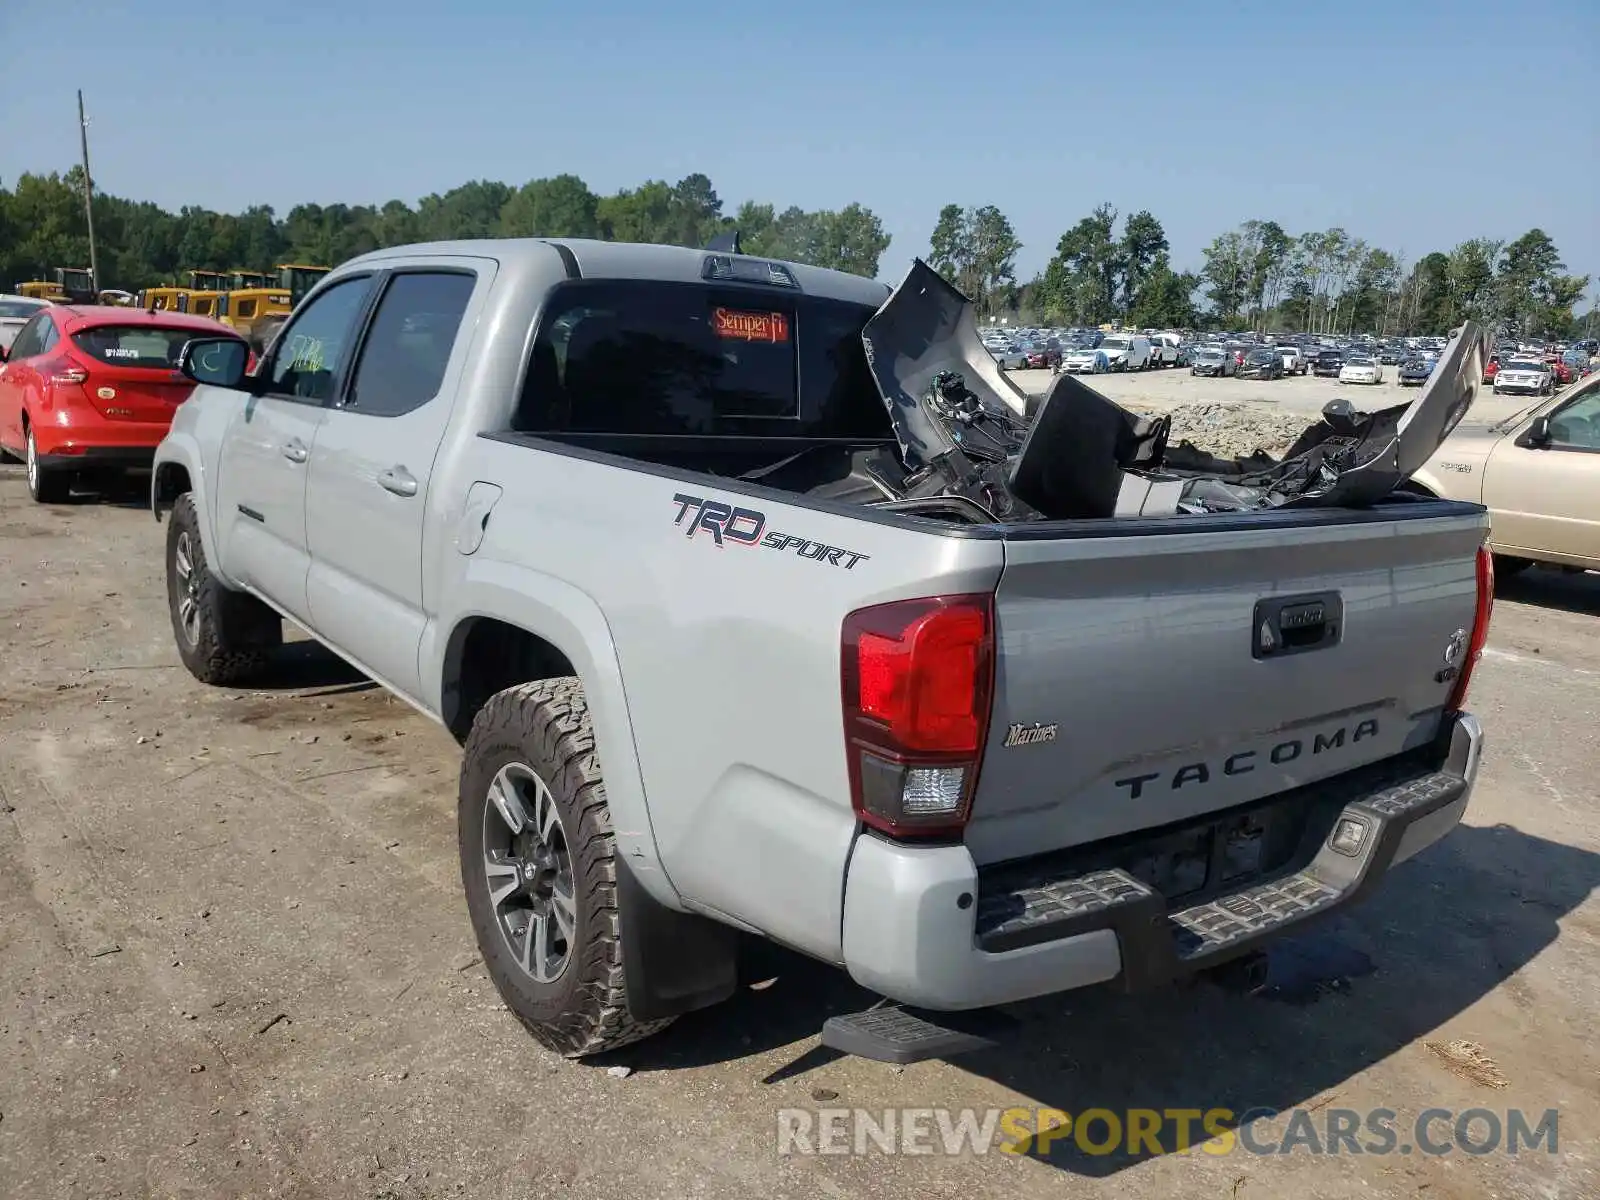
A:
[[40, 358, 89, 386], [1446, 546, 1494, 713], [841, 594, 995, 838]]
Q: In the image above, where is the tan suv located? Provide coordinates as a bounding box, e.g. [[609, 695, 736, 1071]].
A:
[[1411, 370, 1600, 575]]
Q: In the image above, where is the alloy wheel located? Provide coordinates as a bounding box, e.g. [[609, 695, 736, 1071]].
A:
[[482, 762, 576, 984], [173, 531, 203, 646]]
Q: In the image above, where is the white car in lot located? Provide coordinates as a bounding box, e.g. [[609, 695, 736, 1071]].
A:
[[1098, 334, 1152, 371], [1061, 345, 1109, 374], [1338, 355, 1384, 384], [1276, 345, 1308, 375], [1494, 358, 1554, 396], [1147, 332, 1181, 367]]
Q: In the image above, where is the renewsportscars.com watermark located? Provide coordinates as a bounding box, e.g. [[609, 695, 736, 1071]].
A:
[[776, 1106, 1560, 1158]]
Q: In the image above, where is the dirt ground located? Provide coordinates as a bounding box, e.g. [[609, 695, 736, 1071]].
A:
[[0, 457, 1596, 1199], [1006, 360, 1549, 425]]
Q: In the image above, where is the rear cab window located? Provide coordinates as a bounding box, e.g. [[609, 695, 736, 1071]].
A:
[[513, 280, 890, 440]]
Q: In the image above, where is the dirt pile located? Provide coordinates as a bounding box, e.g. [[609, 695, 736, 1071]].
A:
[[1141, 401, 1313, 460]]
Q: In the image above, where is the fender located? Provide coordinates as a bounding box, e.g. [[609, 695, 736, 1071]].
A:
[[424, 558, 684, 911], [150, 431, 243, 591]]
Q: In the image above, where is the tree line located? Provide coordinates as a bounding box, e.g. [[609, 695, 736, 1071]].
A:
[[929, 201, 1592, 338], [0, 167, 893, 290], [2, 166, 1590, 338]]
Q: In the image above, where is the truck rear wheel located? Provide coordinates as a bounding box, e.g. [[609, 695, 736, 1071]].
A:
[[166, 494, 279, 685], [459, 678, 674, 1057]]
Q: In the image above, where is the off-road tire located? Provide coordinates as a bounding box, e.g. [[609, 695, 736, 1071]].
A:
[[166, 493, 275, 685], [459, 679, 674, 1057]]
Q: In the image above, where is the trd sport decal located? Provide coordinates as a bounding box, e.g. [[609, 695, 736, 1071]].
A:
[[670, 493, 870, 570]]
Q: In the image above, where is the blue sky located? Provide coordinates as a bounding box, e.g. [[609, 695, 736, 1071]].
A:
[[2, 0, 1596, 291]]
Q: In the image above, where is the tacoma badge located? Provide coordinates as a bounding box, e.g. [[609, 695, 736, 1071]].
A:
[[1003, 722, 1058, 748]]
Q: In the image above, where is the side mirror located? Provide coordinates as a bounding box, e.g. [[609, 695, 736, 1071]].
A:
[[1516, 415, 1552, 450], [179, 337, 251, 388]]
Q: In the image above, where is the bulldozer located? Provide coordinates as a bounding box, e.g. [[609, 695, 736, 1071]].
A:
[[181, 270, 232, 319], [217, 263, 330, 341], [16, 267, 98, 304]]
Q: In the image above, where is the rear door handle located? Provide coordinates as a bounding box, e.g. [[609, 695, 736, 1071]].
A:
[[378, 466, 418, 498], [281, 438, 309, 463]]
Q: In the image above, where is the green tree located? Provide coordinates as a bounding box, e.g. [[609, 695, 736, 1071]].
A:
[[1118, 210, 1169, 311], [498, 174, 601, 238]]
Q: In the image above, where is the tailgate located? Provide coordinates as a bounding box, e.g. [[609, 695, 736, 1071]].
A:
[[964, 505, 1487, 866]]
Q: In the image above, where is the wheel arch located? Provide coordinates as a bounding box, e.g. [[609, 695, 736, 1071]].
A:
[[433, 562, 681, 910], [151, 435, 236, 589]]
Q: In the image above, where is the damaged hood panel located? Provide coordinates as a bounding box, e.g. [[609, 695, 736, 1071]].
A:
[[861, 258, 1490, 521]]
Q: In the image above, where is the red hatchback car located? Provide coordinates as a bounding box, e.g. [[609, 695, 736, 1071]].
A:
[[0, 305, 244, 502]]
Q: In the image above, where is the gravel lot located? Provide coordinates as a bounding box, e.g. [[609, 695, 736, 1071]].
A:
[[1, 459, 1597, 1199], [1008, 363, 1547, 459]]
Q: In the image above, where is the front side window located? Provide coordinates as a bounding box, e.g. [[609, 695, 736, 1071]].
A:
[[266, 276, 375, 402], [345, 272, 476, 417], [1547, 385, 1600, 449], [514, 280, 887, 439]]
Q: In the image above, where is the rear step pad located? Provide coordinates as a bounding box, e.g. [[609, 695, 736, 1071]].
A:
[[821, 1006, 1018, 1065]]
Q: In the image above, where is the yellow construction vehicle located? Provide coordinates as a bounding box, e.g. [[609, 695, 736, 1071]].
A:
[[182, 270, 231, 320], [217, 263, 330, 340], [16, 267, 97, 304], [138, 285, 191, 312]]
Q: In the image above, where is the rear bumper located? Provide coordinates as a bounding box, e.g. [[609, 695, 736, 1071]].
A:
[[35, 420, 167, 470], [840, 712, 1482, 1010], [37, 444, 158, 471]]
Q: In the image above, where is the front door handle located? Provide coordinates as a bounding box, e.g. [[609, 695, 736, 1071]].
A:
[[378, 466, 418, 497], [281, 438, 309, 463]]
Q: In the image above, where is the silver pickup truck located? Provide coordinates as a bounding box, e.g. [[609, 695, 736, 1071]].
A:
[[151, 239, 1493, 1064]]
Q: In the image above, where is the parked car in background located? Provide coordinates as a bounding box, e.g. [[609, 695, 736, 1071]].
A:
[[1547, 358, 1574, 388], [988, 341, 1028, 371], [1399, 358, 1434, 387], [0, 305, 247, 502], [1189, 346, 1235, 377], [1238, 348, 1285, 379], [1061, 345, 1110, 374], [0, 294, 49, 354], [1275, 345, 1307, 375], [1024, 337, 1062, 371], [1411, 370, 1600, 576], [1339, 356, 1384, 385], [1147, 332, 1181, 367], [1097, 334, 1152, 371], [1312, 349, 1346, 377], [1494, 359, 1553, 397]]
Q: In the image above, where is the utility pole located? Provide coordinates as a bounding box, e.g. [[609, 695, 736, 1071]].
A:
[[77, 89, 100, 294]]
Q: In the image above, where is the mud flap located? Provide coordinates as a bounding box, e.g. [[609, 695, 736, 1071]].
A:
[[616, 857, 739, 1022]]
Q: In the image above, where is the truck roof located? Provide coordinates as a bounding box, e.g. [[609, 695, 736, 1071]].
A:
[[339, 238, 893, 310]]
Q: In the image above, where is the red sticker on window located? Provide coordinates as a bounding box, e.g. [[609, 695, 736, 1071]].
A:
[[712, 308, 790, 344]]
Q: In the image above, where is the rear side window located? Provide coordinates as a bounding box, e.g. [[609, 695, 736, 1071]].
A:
[[345, 272, 476, 417], [513, 280, 889, 439], [71, 325, 223, 368]]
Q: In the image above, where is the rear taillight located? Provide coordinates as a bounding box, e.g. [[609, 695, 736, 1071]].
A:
[[841, 595, 995, 838], [1446, 546, 1494, 713], [41, 358, 89, 386]]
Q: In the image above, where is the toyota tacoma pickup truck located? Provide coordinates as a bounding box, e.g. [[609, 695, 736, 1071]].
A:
[[151, 238, 1494, 1064]]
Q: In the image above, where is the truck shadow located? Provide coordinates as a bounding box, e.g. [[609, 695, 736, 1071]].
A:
[[248, 640, 374, 694], [614, 821, 1597, 1177], [1495, 567, 1600, 617]]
